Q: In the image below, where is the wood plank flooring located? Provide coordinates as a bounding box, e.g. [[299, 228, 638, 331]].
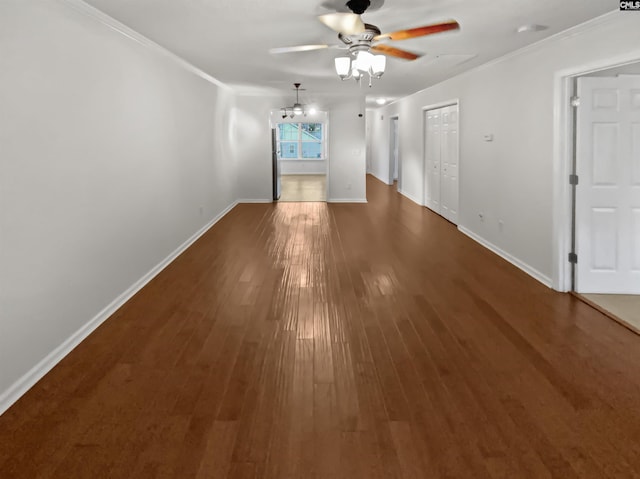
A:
[[2, 175, 640, 478], [581, 294, 640, 335]]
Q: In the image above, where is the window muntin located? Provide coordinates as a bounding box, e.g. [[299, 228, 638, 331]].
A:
[[277, 123, 324, 159]]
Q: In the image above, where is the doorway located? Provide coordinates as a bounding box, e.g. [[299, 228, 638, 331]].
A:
[[271, 111, 328, 202], [574, 73, 640, 294], [389, 116, 399, 189], [556, 62, 640, 332], [423, 102, 459, 224]]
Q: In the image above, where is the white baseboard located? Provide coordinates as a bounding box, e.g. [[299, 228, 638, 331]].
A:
[[0, 200, 238, 416], [237, 199, 273, 203], [458, 226, 553, 288], [328, 198, 368, 203], [398, 189, 424, 206]]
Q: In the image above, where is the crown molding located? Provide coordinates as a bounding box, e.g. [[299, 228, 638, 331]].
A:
[[58, 0, 230, 90]]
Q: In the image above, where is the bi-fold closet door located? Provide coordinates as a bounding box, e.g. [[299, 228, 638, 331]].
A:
[[424, 104, 459, 224]]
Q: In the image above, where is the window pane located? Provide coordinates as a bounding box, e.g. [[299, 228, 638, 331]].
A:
[[301, 123, 322, 140], [278, 122, 324, 159], [279, 124, 298, 141], [302, 142, 322, 158], [280, 142, 298, 158]]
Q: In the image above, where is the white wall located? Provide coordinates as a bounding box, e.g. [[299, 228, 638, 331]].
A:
[[369, 12, 640, 286], [365, 109, 374, 174], [0, 0, 237, 412], [280, 160, 326, 175], [327, 98, 367, 202], [233, 96, 291, 201]]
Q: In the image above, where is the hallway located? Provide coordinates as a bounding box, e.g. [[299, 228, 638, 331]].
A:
[[2, 176, 640, 478]]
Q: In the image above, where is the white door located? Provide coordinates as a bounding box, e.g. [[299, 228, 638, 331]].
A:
[[424, 109, 441, 213], [424, 105, 459, 223], [576, 75, 640, 294], [440, 105, 459, 224]]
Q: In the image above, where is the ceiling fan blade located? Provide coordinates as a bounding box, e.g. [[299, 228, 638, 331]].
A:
[[375, 20, 460, 41], [269, 44, 330, 54], [371, 44, 421, 61], [318, 13, 365, 35]]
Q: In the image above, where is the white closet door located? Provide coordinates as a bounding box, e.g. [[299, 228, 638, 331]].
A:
[[440, 105, 459, 224], [576, 75, 640, 294], [423, 104, 459, 224], [424, 109, 441, 213]]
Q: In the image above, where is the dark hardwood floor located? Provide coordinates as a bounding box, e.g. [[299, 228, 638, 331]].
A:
[[2, 175, 640, 478]]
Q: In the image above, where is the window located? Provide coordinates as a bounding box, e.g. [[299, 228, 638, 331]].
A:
[[277, 122, 324, 159]]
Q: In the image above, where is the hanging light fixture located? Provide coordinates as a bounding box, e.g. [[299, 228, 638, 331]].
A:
[[334, 49, 386, 86], [280, 83, 315, 118]]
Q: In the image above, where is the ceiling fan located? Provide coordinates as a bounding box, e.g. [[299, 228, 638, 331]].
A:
[[281, 83, 313, 118], [269, 0, 460, 62]]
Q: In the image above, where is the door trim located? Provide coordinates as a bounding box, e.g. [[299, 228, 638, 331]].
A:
[[389, 115, 399, 187], [552, 51, 640, 292]]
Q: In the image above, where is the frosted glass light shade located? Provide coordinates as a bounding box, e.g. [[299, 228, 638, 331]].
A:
[[354, 51, 374, 72], [335, 57, 351, 78], [371, 55, 386, 77]]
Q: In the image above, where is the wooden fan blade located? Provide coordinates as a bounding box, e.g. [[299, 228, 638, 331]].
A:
[[371, 44, 421, 61], [375, 20, 459, 41], [269, 44, 330, 54], [318, 13, 365, 35]]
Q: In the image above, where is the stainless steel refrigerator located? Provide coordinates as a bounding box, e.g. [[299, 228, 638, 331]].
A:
[[272, 128, 281, 200]]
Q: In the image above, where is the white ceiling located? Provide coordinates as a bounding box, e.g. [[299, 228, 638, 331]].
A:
[[82, 0, 617, 107]]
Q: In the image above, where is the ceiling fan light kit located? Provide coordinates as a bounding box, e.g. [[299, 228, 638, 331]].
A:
[[335, 50, 386, 86], [270, 1, 460, 89]]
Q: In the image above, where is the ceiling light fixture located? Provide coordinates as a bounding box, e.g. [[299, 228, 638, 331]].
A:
[[280, 83, 311, 118], [335, 49, 386, 87], [375, 97, 386, 105], [516, 24, 548, 34]]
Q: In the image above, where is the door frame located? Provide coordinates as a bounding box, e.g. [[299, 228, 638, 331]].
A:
[[552, 50, 640, 292], [388, 115, 400, 188], [422, 99, 460, 210], [269, 110, 329, 202]]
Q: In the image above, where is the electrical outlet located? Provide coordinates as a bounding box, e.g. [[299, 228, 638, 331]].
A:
[[199, 205, 204, 216], [479, 212, 484, 222], [498, 220, 504, 231]]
